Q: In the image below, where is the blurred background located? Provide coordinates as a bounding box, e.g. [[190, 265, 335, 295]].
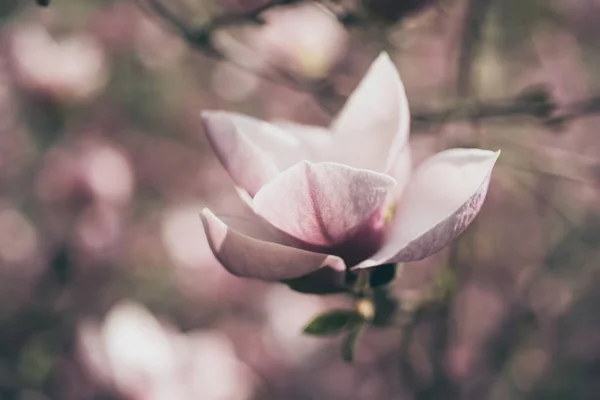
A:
[[0, 0, 600, 399]]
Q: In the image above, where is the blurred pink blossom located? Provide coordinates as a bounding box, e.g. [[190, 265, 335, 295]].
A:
[[200, 53, 500, 293], [215, 2, 348, 79], [78, 301, 255, 400], [211, 61, 259, 103], [160, 202, 253, 303], [261, 286, 331, 364], [10, 23, 108, 102], [36, 141, 134, 207], [35, 140, 134, 262], [135, 17, 185, 70], [0, 207, 38, 266]]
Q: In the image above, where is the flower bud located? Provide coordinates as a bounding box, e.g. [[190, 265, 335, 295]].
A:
[[356, 298, 375, 322]]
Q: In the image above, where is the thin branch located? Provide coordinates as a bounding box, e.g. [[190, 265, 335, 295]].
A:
[[139, 0, 343, 115], [138, 1, 600, 128], [139, 0, 303, 86], [498, 162, 598, 188], [411, 91, 600, 131]]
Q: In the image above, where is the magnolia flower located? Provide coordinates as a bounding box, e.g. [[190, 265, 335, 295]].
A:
[[200, 53, 499, 294]]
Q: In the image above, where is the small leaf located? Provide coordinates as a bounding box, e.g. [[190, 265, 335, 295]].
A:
[[341, 324, 364, 363], [303, 309, 361, 336]]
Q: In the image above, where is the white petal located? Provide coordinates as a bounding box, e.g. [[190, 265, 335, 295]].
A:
[[329, 52, 410, 172], [225, 112, 312, 169], [201, 209, 346, 281], [202, 111, 279, 196], [389, 145, 412, 199], [271, 120, 334, 161], [216, 212, 298, 247], [355, 148, 500, 268], [252, 161, 396, 247]]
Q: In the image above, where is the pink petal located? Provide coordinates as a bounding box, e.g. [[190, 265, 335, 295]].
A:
[[221, 112, 312, 169], [202, 111, 315, 196], [389, 145, 412, 199], [272, 120, 334, 161], [201, 209, 346, 281], [215, 214, 291, 245], [252, 161, 396, 247], [216, 211, 312, 250], [355, 148, 500, 268], [202, 111, 279, 196], [329, 52, 410, 173], [219, 211, 349, 293]]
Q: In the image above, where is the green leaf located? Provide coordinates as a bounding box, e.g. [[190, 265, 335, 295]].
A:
[[303, 309, 361, 336], [341, 324, 364, 363]]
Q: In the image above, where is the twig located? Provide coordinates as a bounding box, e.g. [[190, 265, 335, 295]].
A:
[[411, 92, 600, 131], [139, 0, 343, 115], [139, 0, 303, 86], [138, 1, 600, 128]]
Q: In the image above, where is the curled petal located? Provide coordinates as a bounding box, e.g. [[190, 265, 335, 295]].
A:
[[216, 214, 289, 245], [329, 52, 410, 173], [202, 111, 279, 196], [252, 161, 396, 247], [355, 148, 500, 268], [201, 209, 346, 281]]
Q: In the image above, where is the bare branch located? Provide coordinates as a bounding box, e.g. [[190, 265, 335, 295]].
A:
[[139, 0, 345, 115], [138, 1, 600, 129], [411, 88, 600, 132]]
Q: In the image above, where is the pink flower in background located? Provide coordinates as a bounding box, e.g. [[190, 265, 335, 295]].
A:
[[256, 2, 348, 78], [214, 2, 347, 79], [201, 53, 499, 293], [78, 302, 255, 400], [10, 23, 108, 102]]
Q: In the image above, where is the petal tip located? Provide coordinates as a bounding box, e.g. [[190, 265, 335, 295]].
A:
[[487, 148, 502, 168], [371, 51, 398, 76], [375, 51, 391, 61], [200, 111, 221, 133], [201, 111, 238, 130], [200, 207, 212, 219], [199, 208, 227, 250], [200, 109, 219, 121]]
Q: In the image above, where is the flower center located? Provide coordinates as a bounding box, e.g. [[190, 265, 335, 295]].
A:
[[323, 203, 394, 267], [384, 200, 397, 225]]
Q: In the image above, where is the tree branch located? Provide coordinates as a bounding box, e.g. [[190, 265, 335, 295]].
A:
[[139, 1, 600, 129], [139, 0, 345, 114], [411, 89, 600, 132]]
